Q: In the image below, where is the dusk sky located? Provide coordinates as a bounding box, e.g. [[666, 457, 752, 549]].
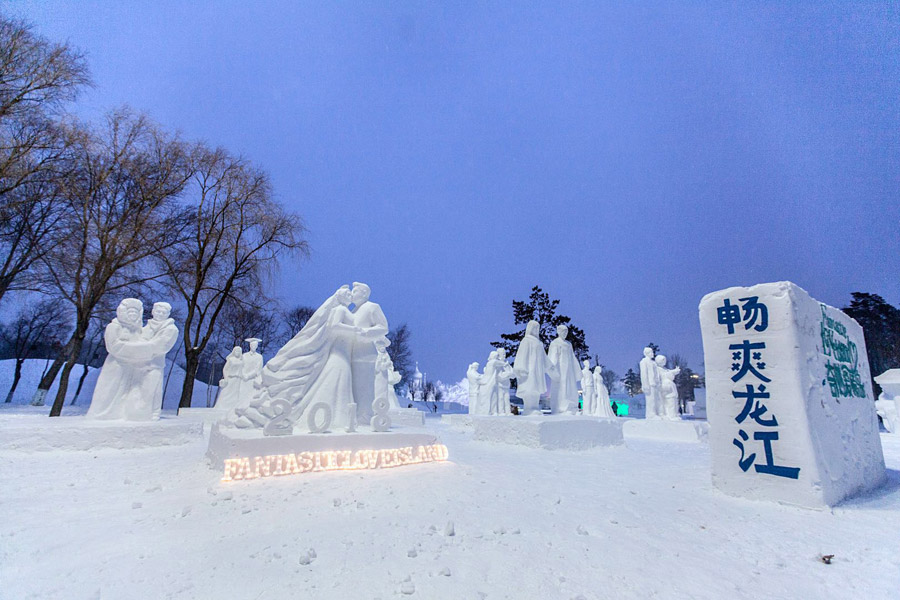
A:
[[11, 2, 899, 384]]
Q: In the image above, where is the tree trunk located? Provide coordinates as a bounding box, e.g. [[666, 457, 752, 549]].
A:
[[206, 358, 214, 407], [179, 350, 201, 411], [32, 356, 65, 406], [5, 359, 24, 403], [71, 361, 91, 405], [49, 327, 88, 417], [161, 336, 183, 409]]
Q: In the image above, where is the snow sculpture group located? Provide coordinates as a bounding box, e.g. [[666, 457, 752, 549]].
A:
[[87, 283, 405, 438], [467, 322, 615, 418], [86, 299, 178, 421], [640, 348, 682, 420]]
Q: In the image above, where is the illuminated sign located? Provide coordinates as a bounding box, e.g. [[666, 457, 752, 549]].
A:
[[222, 443, 449, 482]]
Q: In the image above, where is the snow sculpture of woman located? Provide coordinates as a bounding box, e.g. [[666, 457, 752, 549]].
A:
[[88, 298, 157, 421], [581, 360, 595, 415], [593, 366, 616, 418], [655, 355, 681, 420], [513, 320, 555, 416], [215, 346, 244, 411], [548, 325, 581, 414]]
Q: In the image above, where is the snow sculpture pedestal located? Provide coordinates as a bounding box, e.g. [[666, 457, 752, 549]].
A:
[[389, 408, 425, 427], [471, 415, 623, 450], [0, 415, 203, 452], [622, 419, 709, 443], [441, 414, 477, 428], [207, 424, 448, 481], [178, 407, 232, 423], [699, 281, 885, 508]]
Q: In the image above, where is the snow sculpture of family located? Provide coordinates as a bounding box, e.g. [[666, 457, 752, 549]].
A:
[[215, 338, 264, 412], [467, 349, 515, 415], [639, 347, 681, 420], [228, 282, 390, 435], [469, 321, 616, 418], [87, 299, 179, 421]]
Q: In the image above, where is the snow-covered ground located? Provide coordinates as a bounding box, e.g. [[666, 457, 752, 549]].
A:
[[1, 406, 898, 599]]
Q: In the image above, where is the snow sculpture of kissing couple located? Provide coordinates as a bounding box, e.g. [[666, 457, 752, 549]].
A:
[[231, 282, 389, 435]]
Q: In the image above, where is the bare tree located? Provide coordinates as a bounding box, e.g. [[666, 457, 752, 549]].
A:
[[0, 17, 90, 305], [0, 298, 69, 403], [32, 110, 191, 416], [159, 144, 307, 409], [283, 305, 315, 337]]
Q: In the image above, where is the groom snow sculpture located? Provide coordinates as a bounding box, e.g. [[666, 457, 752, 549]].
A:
[[350, 282, 389, 424]]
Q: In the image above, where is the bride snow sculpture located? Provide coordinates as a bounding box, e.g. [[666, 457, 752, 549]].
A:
[[640, 347, 661, 419], [88, 298, 178, 421], [581, 360, 595, 415], [215, 347, 244, 411], [513, 320, 555, 415], [655, 355, 681, 420], [548, 325, 581, 414], [233, 282, 390, 435], [593, 366, 616, 418]]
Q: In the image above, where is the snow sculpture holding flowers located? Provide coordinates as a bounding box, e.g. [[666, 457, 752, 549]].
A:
[[87, 298, 178, 421]]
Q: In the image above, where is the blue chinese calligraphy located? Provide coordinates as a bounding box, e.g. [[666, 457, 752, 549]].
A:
[[729, 340, 771, 383], [717, 294, 800, 481], [717, 297, 769, 334]]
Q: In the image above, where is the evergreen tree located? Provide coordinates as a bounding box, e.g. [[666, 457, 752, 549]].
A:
[[623, 368, 641, 397], [492, 285, 589, 360], [843, 292, 900, 395]]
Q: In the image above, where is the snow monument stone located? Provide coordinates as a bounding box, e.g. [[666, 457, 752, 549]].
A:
[[699, 281, 885, 507]]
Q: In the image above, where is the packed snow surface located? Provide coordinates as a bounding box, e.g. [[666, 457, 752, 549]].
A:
[[1, 408, 898, 599]]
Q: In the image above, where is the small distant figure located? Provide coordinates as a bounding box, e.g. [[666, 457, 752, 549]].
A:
[[511, 405, 520, 415], [408, 403, 413, 409], [611, 400, 619, 416]]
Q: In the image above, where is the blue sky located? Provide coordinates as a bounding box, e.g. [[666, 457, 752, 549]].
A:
[[10, 1, 899, 383]]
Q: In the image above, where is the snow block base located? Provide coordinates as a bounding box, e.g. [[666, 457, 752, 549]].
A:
[[178, 407, 230, 423], [623, 419, 709, 443], [471, 415, 624, 450], [442, 414, 476, 428], [390, 408, 426, 427], [0, 415, 203, 452], [207, 424, 448, 479]]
